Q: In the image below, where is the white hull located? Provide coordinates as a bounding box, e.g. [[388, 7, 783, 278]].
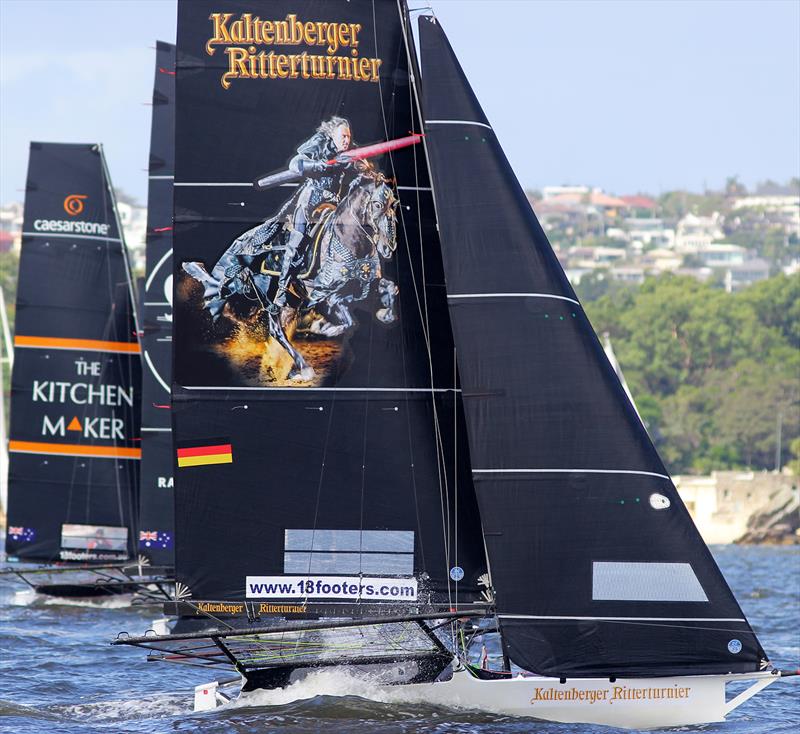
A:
[[401, 666, 780, 730], [197, 661, 781, 729]]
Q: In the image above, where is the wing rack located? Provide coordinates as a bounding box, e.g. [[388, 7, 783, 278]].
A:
[[112, 609, 490, 685]]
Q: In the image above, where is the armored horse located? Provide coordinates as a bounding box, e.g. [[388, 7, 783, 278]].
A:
[[182, 170, 399, 380]]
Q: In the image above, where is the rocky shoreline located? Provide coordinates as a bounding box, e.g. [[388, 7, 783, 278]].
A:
[[736, 484, 800, 545]]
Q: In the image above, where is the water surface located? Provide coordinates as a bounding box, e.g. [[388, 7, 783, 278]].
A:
[[1, 545, 797, 733]]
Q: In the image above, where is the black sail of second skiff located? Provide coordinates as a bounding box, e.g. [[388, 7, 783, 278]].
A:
[[138, 41, 177, 568], [414, 14, 766, 678], [5, 142, 142, 563]]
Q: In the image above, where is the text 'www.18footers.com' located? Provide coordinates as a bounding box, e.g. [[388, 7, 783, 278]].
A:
[[245, 575, 418, 600]]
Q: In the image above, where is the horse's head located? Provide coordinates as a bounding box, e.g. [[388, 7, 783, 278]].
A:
[[350, 173, 398, 259]]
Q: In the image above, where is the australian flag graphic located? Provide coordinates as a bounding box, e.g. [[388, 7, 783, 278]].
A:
[[8, 526, 35, 542], [138, 530, 173, 549]]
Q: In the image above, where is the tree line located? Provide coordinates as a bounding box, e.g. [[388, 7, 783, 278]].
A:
[[584, 272, 799, 474], [0, 250, 797, 475]]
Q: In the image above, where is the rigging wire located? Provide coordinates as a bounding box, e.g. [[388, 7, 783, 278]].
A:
[[358, 312, 376, 577], [99, 147, 132, 542]]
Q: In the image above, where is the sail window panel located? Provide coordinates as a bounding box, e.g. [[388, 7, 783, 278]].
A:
[[284, 529, 414, 553], [592, 562, 709, 602], [284, 530, 415, 575], [284, 551, 414, 575], [61, 524, 128, 552], [285, 552, 362, 574]]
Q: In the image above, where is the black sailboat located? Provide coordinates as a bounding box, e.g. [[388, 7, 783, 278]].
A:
[[138, 41, 177, 572], [2, 142, 153, 598], [113, 2, 792, 726]]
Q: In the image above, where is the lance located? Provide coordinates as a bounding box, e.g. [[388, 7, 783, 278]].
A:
[[253, 133, 423, 190]]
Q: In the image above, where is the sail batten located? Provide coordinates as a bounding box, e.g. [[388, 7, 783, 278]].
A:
[[472, 469, 672, 479], [424, 120, 493, 129], [415, 14, 766, 678], [447, 293, 580, 303]]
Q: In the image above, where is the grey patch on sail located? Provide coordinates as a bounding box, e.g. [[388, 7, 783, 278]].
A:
[[592, 561, 709, 602], [284, 529, 414, 575]]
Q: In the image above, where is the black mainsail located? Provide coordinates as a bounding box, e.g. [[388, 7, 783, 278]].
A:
[[139, 41, 177, 568], [170, 0, 484, 615], [5, 143, 141, 564], [414, 15, 766, 677]]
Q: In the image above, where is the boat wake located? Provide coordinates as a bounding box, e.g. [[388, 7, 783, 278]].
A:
[[229, 669, 514, 726], [51, 692, 189, 723], [6, 588, 133, 609], [43, 594, 134, 610], [233, 669, 401, 709], [233, 668, 471, 712]]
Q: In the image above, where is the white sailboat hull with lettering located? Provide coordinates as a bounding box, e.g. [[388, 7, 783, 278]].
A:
[[400, 667, 780, 730], [199, 662, 781, 730]]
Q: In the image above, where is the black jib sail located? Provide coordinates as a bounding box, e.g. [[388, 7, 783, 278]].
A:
[[139, 41, 177, 567], [5, 142, 142, 563], [171, 0, 485, 613], [415, 15, 766, 677]]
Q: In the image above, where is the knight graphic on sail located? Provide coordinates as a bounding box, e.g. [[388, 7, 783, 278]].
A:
[[182, 116, 411, 384]]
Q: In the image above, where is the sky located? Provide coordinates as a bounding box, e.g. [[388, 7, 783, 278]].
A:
[[1, 0, 798, 205]]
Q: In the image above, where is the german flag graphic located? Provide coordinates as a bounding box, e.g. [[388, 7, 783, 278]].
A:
[[176, 438, 233, 468]]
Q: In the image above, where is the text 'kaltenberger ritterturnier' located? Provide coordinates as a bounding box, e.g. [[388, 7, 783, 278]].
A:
[[206, 13, 383, 89]]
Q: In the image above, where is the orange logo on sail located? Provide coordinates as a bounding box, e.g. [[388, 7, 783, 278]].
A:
[[63, 194, 87, 216]]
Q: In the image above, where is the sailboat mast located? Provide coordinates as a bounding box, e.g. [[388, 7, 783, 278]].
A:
[[399, 1, 500, 666]]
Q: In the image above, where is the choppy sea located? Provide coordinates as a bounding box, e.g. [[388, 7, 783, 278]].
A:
[[0, 545, 798, 733]]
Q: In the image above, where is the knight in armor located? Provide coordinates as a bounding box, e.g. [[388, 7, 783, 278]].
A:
[[183, 117, 358, 322], [271, 116, 355, 309]]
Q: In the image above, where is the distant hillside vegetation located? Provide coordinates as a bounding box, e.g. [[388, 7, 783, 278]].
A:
[[586, 272, 800, 474]]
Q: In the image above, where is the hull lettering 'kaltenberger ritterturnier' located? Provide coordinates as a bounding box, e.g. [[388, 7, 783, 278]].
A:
[[112, 1, 794, 728]]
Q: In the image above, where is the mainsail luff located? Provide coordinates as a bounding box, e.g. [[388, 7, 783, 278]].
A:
[[414, 15, 766, 677], [171, 0, 485, 607], [5, 142, 142, 562], [139, 41, 177, 566]]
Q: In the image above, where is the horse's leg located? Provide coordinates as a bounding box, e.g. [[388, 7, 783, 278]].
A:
[[264, 310, 314, 381], [376, 278, 399, 324], [332, 294, 355, 332], [309, 290, 352, 337]]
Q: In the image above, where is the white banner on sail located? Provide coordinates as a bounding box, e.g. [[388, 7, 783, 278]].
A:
[[246, 575, 417, 601]]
